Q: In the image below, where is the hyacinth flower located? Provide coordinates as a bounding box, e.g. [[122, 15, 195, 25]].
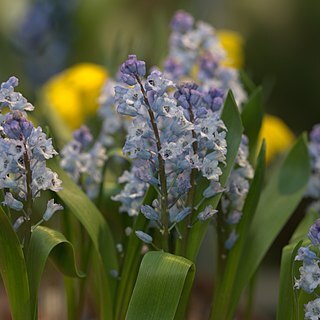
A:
[[164, 10, 247, 107], [60, 125, 107, 199], [112, 54, 231, 252], [0, 76, 63, 252]]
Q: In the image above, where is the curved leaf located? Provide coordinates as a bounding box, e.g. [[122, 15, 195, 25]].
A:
[[115, 186, 157, 320], [48, 160, 118, 319], [27, 226, 83, 319], [224, 134, 310, 318], [126, 251, 195, 320], [0, 206, 31, 320]]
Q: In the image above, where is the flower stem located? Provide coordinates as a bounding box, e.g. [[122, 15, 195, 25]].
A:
[[136, 76, 169, 251]]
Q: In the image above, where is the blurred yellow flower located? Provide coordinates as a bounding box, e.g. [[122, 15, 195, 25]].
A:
[[259, 114, 295, 163], [42, 63, 108, 129], [217, 30, 244, 69]]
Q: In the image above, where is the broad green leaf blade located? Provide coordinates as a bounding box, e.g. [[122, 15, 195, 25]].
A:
[[115, 186, 157, 320], [49, 160, 118, 319], [27, 226, 83, 319], [185, 91, 243, 261], [211, 141, 266, 319], [226, 134, 310, 318], [239, 70, 256, 95], [0, 206, 31, 320], [125, 251, 195, 320], [241, 87, 263, 163]]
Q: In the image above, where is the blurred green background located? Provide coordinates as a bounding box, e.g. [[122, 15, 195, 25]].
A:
[[0, 0, 319, 134]]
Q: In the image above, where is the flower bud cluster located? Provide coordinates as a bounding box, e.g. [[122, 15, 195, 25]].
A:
[[294, 219, 320, 319], [0, 77, 63, 229], [221, 135, 253, 249], [60, 125, 107, 199], [164, 10, 246, 107]]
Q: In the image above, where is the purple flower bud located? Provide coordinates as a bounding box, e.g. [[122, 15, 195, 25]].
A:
[[6, 76, 19, 88], [73, 125, 93, 148], [171, 10, 194, 33], [196, 107, 208, 118], [141, 205, 159, 221], [199, 53, 218, 78], [173, 207, 191, 223], [164, 58, 183, 80], [174, 82, 200, 109], [135, 230, 153, 244], [308, 219, 320, 246], [203, 88, 224, 112], [3, 111, 33, 139], [120, 55, 146, 85]]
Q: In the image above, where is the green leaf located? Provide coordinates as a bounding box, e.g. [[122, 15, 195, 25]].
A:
[[224, 134, 310, 318], [211, 141, 266, 319], [27, 226, 83, 319], [49, 160, 118, 319], [185, 91, 243, 261], [277, 241, 302, 320], [0, 206, 31, 320], [241, 87, 263, 164], [115, 186, 157, 320], [125, 251, 195, 320], [239, 70, 256, 95]]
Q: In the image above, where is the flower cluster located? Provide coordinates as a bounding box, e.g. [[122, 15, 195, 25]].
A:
[[294, 219, 320, 319], [306, 125, 320, 211], [98, 78, 127, 147], [164, 10, 247, 107], [60, 125, 107, 199], [0, 76, 63, 232], [112, 55, 227, 245], [221, 135, 253, 249]]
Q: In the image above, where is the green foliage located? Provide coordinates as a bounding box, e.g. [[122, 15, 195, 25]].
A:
[[49, 160, 118, 319], [211, 141, 266, 319], [220, 134, 310, 318], [0, 206, 82, 320], [126, 251, 195, 320], [27, 226, 83, 319], [0, 206, 31, 320]]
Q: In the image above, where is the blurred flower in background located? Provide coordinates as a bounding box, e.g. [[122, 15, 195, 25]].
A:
[[42, 63, 107, 129], [259, 114, 295, 163], [11, 0, 78, 87], [217, 30, 244, 69]]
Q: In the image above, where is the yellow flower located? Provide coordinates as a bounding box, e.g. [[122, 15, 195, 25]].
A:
[[217, 30, 244, 69], [259, 114, 295, 163], [42, 63, 108, 129]]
